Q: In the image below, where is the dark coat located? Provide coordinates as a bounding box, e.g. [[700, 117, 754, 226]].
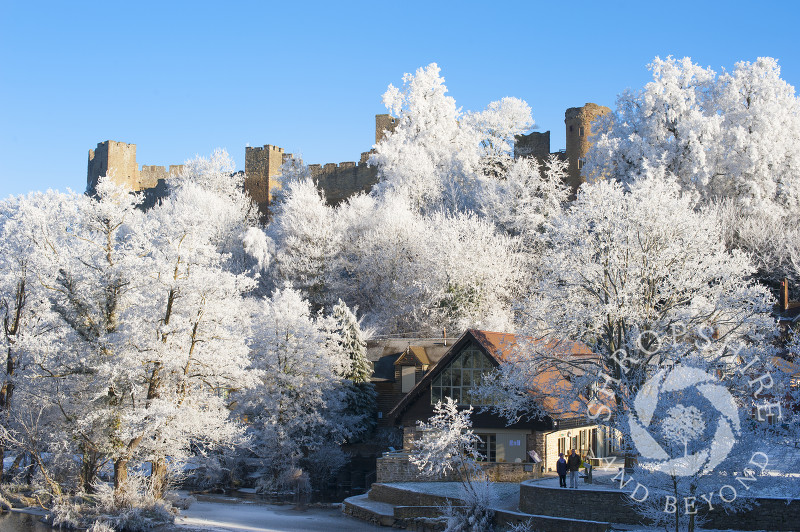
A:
[[556, 457, 567, 476], [567, 453, 581, 472]]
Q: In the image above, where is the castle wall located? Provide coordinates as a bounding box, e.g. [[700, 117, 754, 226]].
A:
[[514, 130, 551, 159], [87, 140, 182, 197], [140, 164, 183, 189], [308, 160, 379, 205], [88, 104, 609, 215]]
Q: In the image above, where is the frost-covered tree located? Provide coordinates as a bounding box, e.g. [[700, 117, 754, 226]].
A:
[[327, 300, 376, 442], [715, 200, 800, 293], [170, 148, 261, 273], [521, 174, 774, 382], [477, 154, 568, 262], [265, 64, 544, 336], [486, 175, 778, 427], [330, 194, 524, 335], [132, 170, 259, 497], [481, 175, 792, 530], [12, 152, 262, 500], [0, 191, 79, 484], [268, 174, 339, 312], [371, 63, 533, 214], [586, 56, 800, 215], [244, 287, 349, 489], [31, 178, 152, 494], [410, 398, 493, 532]]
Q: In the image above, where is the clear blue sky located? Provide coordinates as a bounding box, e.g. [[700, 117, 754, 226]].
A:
[[1, 0, 798, 198]]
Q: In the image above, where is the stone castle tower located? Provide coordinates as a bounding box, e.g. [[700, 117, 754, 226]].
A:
[[87, 140, 183, 195], [244, 114, 399, 216], [564, 102, 610, 192], [244, 144, 290, 217], [513, 102, 610, 195]]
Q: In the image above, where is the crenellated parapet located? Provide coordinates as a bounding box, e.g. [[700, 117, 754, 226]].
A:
[[87, 140, 183, 197], [140, 164, 184, 189], [308, 159, 379, 205]]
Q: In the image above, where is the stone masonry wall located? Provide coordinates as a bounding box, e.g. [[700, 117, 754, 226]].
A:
[[375, 114, 398, 144], [519, 480, 800, 531], [364, 482, 611, 532], [140, 164, 183, 189], [87, 140, 183, 195], [309, 161, 378, 205], [376, 455, 541, 484], [88, 140, 138, 193], [514, 131, 551, 159], [564, 103, 610, 194]]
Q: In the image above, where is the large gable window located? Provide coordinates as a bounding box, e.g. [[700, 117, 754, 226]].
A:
[[431, 345, 494, 406]]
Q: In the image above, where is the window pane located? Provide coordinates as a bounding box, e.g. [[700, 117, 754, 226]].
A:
[[451, 388, 461, 405], [462, 370, 472, 387], [431, 386, 442, 404]]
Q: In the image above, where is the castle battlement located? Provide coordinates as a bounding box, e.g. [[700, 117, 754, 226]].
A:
[[308, 159, 372, 174], [87, 140, 184, 195], [246, 144, 285, 153], [89, 103, 608, 217]]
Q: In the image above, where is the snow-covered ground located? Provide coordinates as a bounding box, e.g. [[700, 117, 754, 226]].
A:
[[174, 498, 383, 532]]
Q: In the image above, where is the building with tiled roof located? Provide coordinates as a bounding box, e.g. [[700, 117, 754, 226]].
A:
[[372, 329, 620, 473]]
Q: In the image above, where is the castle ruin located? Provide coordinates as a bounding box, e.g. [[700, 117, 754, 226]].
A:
[[87, 141, 184, 194], [87, 104, 608, 217], [514, 102, 611, 193]]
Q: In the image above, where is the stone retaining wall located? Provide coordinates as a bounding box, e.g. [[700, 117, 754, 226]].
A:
[[359, 483, 612, 532], [377, 455, 541, 483], [494, 509, 611, 532], [369, 483, 458, 507], [519, 480, 800, 531]]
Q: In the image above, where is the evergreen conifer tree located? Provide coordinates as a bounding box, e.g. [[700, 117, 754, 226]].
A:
[[331, 300, 376, 441]]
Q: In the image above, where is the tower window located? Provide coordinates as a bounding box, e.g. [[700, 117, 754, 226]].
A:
[[569, 125, 573, 132], [578, 158, 585, 170], [579, 126, 585, 137]]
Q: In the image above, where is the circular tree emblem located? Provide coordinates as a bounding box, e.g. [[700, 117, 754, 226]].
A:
[[628, 365, 740, 477]]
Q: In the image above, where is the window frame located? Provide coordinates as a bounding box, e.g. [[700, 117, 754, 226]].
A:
[[430, 344, 495, 406]]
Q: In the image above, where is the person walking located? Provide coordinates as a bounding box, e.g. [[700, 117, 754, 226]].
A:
[[556, 452, 567, 488], [567, 449, 581, 489]]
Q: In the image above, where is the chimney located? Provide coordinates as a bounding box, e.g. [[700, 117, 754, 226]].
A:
[[781, 278, 789, 311]]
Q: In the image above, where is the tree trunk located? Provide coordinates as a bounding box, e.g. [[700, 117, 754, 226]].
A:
[[149, 457, 169, 499], [80, 449, 101, 493], [114, 457, 129, 505]]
